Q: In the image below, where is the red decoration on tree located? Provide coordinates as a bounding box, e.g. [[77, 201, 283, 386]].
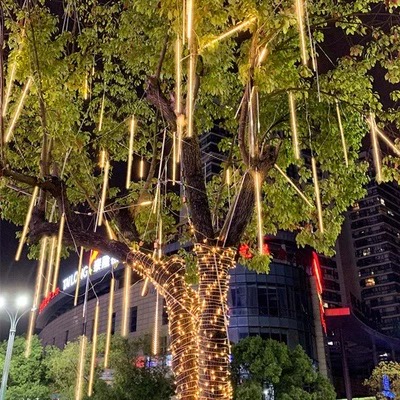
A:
[[238, 243, 253, 259]]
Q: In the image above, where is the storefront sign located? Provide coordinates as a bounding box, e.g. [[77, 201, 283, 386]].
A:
[[39, 288, 60, 313]]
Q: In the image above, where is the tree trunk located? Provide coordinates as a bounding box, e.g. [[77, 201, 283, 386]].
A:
[[196, 244, 235, 400], [161, 258, 199, 400]]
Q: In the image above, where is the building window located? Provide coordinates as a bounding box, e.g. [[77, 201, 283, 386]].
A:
[[64, 330, 69, 346], [130, 306, 138, 332], [111, 312, 116, 335], [160, 336, 168, 355], [365, 278, 376, 287], [52, 337, 56, 345]]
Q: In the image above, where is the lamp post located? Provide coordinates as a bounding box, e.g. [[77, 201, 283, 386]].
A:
[[0, 295, 30, 400]]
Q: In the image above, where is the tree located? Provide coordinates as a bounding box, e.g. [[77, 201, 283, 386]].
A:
[[231, 336, 336, 400], [364, 361, 400, 399], [0, 335, 50, 399], [0, 1, 399, 399], [46, 335, 173, 400]]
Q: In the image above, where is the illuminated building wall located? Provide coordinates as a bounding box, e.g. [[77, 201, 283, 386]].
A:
[[228, 232, 318, 360]]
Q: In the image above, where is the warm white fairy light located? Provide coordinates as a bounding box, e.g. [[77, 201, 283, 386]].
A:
[[311, 156, 324, 233], [226, 167, 231, 186], [153, 291, 160, 355], [335, 100, 348, 167], [75, 335, 87, 400], [274, 164, 313, 207], [3, 61, 17, 117], [376, 127, 400, 156], [98, 92, 105, 131], [45, 236, 57, 295], [253, 170, 264, 254], [295, 0, 308, 66], [104, 277, 115, 368], [121, 265, 131, 337], [74, 247, 84, 307], [52, 213, 66, 290], [202, 17, 256, 51], [25, 237, 47, 357], [288, 92, 300, 160], [98, 158, 110, 226], [369, 113, 382, 183], [126, 116, 136, 189], [5, 77, 33, 143], [15, 185, 39, 261], [187, 52, 195, 138], [88, 301, 100, 397]]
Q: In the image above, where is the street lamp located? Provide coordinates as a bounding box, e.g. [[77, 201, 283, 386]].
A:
[[0, 295, 31, 400]]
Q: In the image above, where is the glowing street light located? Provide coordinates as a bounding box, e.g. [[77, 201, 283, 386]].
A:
[[0, 294, 31, 400]]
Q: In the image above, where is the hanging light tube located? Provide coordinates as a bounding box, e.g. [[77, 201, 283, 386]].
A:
[[295, 0, 308, 66], [153, 291, 160, 355], [45, 236, 57, 295], [104, 277, 115, 368], [369, 113, 382, 183], [288, 92, 300, 160], [141, 278, 149, 297], [74, 247, 84, 307], [187, 52, 195, 138], [15, 185, 39, 261], [75, 335, 87, 400], [376, 127, 400, 156], [98, 158, 110, 226], [98, 93, 105, 132], [25, 237, 47, 357], [126, 116, 135, 189], [52, 213, 66, 289], [88, 301, 100, 397], [121, 265, 131, 337], [5, 77, 33, 143], [253, 170, 264, 254], [335, 100, 348, 167], [3, 61, 17, 117], [311, 156, 324, 233]]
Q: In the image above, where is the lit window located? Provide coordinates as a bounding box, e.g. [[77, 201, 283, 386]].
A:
[[379, 198, 386, 205], [388, 210, 395, 217], [365, 278, 376, 287], [362, 248, 371, 256]]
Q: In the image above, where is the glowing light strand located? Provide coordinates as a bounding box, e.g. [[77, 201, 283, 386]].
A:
[[202, 17, 256, 50], [74, 247, 84, 307], [274, 164, 313, 207], [153, 291, 160, 355], [295, 0, 308, 66], [335, 100, 348, 167], [369, 113, 382, 183], [288, 92, 300, 160], [75, 335, 87, 400], [25, 237, 47, 357], [254, 170, 264, 254], [175, 37, 182, 168], [141, 277, 149, 297], [52, 213, 66, 289], [187, 52, 195, 138], [126, 116, 135, 189], [104, 276, 115, 368], [15, 185, 39, 261], [3, 61, 17, 117], [98, 158, 110, 226], [45, 236, 57, 295], [376, 127, 400, 156], [5, 77, 33, 143], [98, 92, 105, 132], [311, 157, 324, 233], [88, 301, 99, 397], [121, 265, 131, 337]]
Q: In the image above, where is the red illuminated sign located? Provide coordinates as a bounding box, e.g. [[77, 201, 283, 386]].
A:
[[312, 251, 327, 333], [39, 287, 60, 314]]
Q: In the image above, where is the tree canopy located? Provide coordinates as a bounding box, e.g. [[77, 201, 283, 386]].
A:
[[231, 336, 336, 400]]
